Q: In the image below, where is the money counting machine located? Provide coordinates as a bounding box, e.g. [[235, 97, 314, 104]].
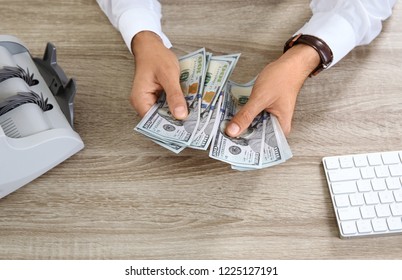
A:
[[0, 35, 84, 199]]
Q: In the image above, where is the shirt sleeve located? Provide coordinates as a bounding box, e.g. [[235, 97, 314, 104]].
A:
[[296, 0, 396, 67], [96, 0, 172, 52]]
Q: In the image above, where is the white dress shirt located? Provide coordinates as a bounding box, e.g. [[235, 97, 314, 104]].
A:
[[97, 0, 396, 68], [96, 0, 172, 49]]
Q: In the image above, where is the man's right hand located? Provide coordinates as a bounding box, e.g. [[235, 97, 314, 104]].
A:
[[130, 31, 188, 119]]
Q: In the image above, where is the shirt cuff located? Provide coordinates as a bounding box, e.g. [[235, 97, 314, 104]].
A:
[[295, 12, 356, 68], [118, 7, 172, 52]]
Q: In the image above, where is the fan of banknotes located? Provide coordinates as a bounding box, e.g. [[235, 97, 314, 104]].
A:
[[134, 48, 292, 170]]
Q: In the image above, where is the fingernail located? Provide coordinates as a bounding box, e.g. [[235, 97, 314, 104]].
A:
[[227, 123, 240, 136], [174, 105, 187, 119]]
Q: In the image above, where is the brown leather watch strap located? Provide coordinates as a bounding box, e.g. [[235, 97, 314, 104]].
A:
[[283, 34, 333, 76]]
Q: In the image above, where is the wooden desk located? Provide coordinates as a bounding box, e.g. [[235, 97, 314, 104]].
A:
[[1, 0, 401, 259]]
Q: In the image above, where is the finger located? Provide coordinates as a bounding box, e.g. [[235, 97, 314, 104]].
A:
[[160, 74, 188, 120], [225, 97, 266, 137], [130, 87, 158, 117]]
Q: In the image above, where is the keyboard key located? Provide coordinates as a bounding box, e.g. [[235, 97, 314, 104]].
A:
[[331, 181, 357, 194], [389, 165, 402, 176], [394, 190, 402, 202], [390, 203, 402, 216], [334, 195, 349, 207], [324, 157, 339, 170], [356, 220, 372, 233], [357, 180, 372, 192], [374, 166, 390, 178], [386, 177, 401, 190], [371, 178, 387, 191], [338, 207, 361, 221], [360, 205, 376, 219], [349, 193, 364, 206], [360, 167, 376, 179], [339, 156, 354, 168], [364, 192, 379, 205], [372, 218, 388, 232], [378, 191, 394, 204], [382, 152, 401, 165], [341, 221, 357, 235], [327, 169, 360, 182], [375, 204, 391, 217], [387, 217, 402, 231], [353, 155, 368, 167], [368, 153, 383, 166]]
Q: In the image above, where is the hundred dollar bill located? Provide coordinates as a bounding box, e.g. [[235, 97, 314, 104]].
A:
[[135, 123, 186, 154], [231, 113, 292, 171], [210, 79, 292, 170], [190, 92, 224, 149], [150, 139, 186, 154], [199, 54, 240, 114], [264, 113, 292, 164], [135, 48, 207, 145], [190, 54, 240, 150], [209, 81, 265, 169]]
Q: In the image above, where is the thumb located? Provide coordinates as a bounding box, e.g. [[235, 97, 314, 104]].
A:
[[225, 98, 266, 137], [161, 75, 188, 120]]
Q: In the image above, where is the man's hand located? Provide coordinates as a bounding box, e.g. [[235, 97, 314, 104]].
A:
[[130, 31, 188, 119], [225, 44, 320, 137]]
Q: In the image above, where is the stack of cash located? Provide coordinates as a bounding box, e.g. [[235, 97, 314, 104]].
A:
[[135, 48, 292, 170]]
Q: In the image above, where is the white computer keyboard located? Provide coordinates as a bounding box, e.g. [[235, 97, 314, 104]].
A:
[[323, 151, 402, 238]]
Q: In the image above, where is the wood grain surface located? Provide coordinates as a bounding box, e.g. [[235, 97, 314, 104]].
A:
[[0, 0, 401, 259]]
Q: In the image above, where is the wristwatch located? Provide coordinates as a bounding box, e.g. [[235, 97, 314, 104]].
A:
[[283, 34, 333, 76]]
